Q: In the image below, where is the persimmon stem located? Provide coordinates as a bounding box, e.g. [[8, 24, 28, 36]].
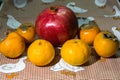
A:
[[20, 25, 29, 31], [103, 33, 117, 41], [104, 34, 112, 38]]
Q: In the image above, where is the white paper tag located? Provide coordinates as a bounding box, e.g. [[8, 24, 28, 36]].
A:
[[95, 0, 107, 7], [77, 17, 95, 28], [0, 56, 27, 73], [104, 5, 120, 18], [41, 0, 55, 3], [13, 0, 28, 8], [7, 15, 21, 29], [66, 2, 88, 14], [50, 58, 85, 72], [112, 26, 120, 42]]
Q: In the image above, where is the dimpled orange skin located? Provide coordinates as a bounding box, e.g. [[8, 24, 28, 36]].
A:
[[61, 39, 91, 66], [27, 39, 55, 66], [0, 32, 25, 58], [94, 31, 119, 57], [16, 23, 35, 43], [80, 24, 100, 45]]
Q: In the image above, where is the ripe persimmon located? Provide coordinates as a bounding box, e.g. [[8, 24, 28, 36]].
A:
[[16, 23, 35, 43], [94, 31, 119, 57], [79, 21, 100, 45]]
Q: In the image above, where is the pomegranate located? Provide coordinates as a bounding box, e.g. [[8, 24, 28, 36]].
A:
[[35, 6, 78, 47]]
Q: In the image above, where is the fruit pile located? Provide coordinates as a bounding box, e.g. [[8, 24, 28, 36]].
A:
[[0, 6, 119, 67]]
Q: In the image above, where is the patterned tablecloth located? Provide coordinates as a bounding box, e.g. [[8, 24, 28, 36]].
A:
[[0, 0, 120, 80]]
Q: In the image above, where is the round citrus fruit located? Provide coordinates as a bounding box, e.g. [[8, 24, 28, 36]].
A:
[[27, 39, 55, 66], [60, 39, 91, 66], [16, 23, 35, 43], [79, 21, 100, 45], [0, 32, 25, 58], [94, 31, 119, 57]]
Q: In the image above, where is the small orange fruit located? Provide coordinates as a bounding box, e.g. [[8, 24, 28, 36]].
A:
[[79, 21, 100, 45], [0, 32, 25, 58], [27, 39, 55, 66], [60, 39, 91, 66], [16, 23, 35, 43], [94, 31, 119, 57]]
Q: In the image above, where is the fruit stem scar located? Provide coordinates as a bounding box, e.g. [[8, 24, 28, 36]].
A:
[[74, 41, 78, 43], [39, 42, 42, 45], [50, 6, 58, 12]]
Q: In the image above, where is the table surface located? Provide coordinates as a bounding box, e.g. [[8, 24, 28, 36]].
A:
[[0, 0, 120, 80]]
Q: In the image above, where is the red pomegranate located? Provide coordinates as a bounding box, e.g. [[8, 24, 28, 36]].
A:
[[35, 6, 78, 47]]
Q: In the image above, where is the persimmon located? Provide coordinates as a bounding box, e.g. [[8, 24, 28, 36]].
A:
[[94, 31, 119, 57], [79, 21, 100, 45], [60, 39, 91, 66], [16, 23, 35, 43], [0, 32, 25, 58]]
